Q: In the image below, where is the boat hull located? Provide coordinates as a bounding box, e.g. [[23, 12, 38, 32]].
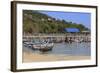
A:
[[32, 43, 54, 51]]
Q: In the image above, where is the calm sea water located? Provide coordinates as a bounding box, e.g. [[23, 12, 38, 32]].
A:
[[23, 42, 91, 56]]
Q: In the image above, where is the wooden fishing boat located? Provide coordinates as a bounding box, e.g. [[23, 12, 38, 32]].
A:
[[32, 39, 54, 51]]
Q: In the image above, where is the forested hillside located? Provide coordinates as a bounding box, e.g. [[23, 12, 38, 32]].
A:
[[23, 10, 89, 34]]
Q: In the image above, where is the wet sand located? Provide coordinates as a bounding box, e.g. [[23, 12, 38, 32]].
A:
[[22, 51, 90, 63]]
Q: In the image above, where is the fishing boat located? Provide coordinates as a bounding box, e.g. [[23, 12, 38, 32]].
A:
[[74, 39, 83, 43], [23, 40, 33, 48], [32, 39, 54, 51]]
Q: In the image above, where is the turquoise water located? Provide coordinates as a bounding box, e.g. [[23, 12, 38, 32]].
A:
[[23, 42, 91, 56]]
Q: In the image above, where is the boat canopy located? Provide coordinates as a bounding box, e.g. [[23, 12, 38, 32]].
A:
[[64, 28, 80, 33]]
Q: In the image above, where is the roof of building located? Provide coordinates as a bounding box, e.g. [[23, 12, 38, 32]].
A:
[[81, 30, 90, 33], [64, 28, 80, 33]]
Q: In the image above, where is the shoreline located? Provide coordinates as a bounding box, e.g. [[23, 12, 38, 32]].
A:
[[22, 52, 91, 63]]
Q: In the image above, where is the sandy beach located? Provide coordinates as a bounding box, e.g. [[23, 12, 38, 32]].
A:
[[22, 51, 90, 63]]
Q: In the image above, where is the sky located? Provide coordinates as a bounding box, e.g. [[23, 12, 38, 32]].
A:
[[40, 11, 91, 29]]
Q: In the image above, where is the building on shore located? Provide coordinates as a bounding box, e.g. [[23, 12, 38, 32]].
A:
[[64, 28, 90, 43]]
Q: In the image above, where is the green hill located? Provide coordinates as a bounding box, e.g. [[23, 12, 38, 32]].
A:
[[23, 10, 89, 34]]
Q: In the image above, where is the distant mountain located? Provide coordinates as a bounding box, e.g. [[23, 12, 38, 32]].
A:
[[23, 10, 89, 34]]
